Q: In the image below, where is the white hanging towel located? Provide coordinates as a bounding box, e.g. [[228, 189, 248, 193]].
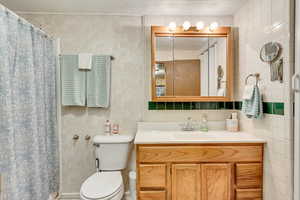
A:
[[87, 55, 111, 108], [79, 53, 92, 70]]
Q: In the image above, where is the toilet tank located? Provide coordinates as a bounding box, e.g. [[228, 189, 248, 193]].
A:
[[93, 135, 133, 170]]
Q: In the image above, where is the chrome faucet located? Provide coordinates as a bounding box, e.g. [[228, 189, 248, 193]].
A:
[[181, 117, 196, 131]]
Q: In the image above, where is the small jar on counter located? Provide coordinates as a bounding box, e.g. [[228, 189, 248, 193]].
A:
[[112, 124, 119, 134], [226, 113, 239, 132]]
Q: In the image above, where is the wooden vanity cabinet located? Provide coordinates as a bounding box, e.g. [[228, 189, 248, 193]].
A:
[[136, 144, 264, 200]]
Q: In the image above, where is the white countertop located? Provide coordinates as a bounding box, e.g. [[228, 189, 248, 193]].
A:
[[134, 122, 266, 144]]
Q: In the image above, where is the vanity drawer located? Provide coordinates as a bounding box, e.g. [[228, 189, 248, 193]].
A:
[[139, 191, 166, 200], [139, 164, 166, 188], [138, 145, 263, 163], [236, 189, 262, 200], [236, 163, 262, 188]]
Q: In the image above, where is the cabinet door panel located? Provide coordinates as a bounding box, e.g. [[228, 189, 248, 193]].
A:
[[236, 189, 262, 200], [236, 163, 262, 189], [139, 191, 166, 200], [201, 164, 232, 200], [172, 164, 200, 200], [139, 164, 166, 188]]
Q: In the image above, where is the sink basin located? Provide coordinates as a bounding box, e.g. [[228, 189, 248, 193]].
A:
[[172, 131, 245, 140], [173, 132, 206, 139]]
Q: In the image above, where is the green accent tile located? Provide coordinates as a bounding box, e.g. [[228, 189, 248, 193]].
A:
[[217, 102, 225, 109], [273, 103, 284, 115], [210, 102, 218, 109], [166, 102, 175, 110], [200, 102, 217, 109], [195, 102, 201, 109], [200, 102, 209, 109], [183, 102, 192, 110], [234, 101, 242, 110], [157, 102, 166, 110], [225, 102, 234, 109], [174, 102, 183, 110], [148, 102, 156, 110], [263, 102, 273, 114], [191, 102, 197, 110], [148, 101, 284, 115]]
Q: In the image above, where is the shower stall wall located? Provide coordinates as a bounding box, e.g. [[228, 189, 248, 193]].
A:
[[0, 4, 59, 200], [294, 0, 300, 199]]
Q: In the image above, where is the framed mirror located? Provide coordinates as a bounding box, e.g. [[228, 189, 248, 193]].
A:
[[260, 42, 281, 63], [151, 26, 234, 102]]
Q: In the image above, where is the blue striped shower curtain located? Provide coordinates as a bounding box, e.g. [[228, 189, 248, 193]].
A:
[[0, 5, 59, 200]]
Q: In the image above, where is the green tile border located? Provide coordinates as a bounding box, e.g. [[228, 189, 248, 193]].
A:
[[148, 101, 284, 115]]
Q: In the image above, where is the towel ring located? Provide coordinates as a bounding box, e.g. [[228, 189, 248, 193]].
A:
[[245, 73, 260, 85]]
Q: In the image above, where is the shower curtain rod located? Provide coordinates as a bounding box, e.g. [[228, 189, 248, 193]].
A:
[[0, 4, 52, 39]]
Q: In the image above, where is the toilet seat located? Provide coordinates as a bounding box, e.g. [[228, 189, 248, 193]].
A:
[[80, 171, 123, 200]]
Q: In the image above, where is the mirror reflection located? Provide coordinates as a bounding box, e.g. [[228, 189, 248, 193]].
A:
[[155, 36, 227, 97]]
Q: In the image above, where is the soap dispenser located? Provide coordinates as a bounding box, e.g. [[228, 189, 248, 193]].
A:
[[200, 114, 208, 132], [104, 120, 111, 135]]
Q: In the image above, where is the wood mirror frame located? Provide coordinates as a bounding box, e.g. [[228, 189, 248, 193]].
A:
[[151, 26, 234, 102]]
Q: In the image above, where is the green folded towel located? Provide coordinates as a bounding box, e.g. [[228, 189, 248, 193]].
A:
[[61, 55, 86, 106], [87, 55, 111, 108], [242, 85, 263, 119]]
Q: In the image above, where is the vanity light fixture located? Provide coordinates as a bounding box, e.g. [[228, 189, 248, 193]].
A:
[[196, 21, 205, 30], [209, 22, 219, 31], [167, 21, 219, 31], [168, 22, 177, 31], [183, 21, 191, 31]]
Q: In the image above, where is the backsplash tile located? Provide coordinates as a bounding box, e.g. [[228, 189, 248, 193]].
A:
[[263, 102, 273, 114], [148, 101, 284, 115], [166, 102, 175, 110], [273, 102, 284, 115], [157, 102, 166, 110], [225, 102, 234, 109], [148, 101, 157, 110], [174, 102, 183, 110]]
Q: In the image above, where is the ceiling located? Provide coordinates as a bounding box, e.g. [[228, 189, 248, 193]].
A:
[[0, 0, 248, 16]]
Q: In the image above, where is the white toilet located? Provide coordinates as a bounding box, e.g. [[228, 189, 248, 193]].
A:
[[80, 135, 133, 200]]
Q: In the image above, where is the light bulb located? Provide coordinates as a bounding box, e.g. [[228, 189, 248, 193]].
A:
[[182, 21, 191, 31], [209, 22, 219, 31], [168, 22, 177, 31], [196, 21, 205, 30]]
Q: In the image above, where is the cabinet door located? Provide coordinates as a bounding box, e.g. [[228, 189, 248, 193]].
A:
[[171, 164, 201, 200], [201, 164, 233, 200], [139, 164, 166, 188]]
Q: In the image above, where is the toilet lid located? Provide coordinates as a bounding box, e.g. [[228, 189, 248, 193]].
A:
[[81, 172, 122, 199]]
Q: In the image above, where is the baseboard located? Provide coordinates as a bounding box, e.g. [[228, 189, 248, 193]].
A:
[[58, 193, 80, 199], [58, 191, 132, 200], [124, 191, 132, 200]]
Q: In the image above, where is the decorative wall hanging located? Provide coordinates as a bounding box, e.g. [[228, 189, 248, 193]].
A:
[[260, 42, 283, 83]]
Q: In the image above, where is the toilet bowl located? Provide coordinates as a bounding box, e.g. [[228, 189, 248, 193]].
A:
[[80, 171, 124, 200]]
